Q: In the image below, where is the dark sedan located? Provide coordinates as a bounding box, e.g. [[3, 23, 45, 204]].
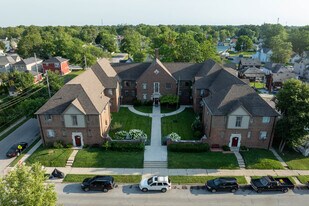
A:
[[206, 177, 239, 193], [6, 142, 28, 158]]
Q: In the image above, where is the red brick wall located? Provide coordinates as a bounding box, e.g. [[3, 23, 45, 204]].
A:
[[43, 61, 70, 75]]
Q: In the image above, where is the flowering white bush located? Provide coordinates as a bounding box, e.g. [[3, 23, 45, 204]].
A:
[[168, 132, 181, 141], [129, 129, 147, 141], [114, 131, 128, 140]]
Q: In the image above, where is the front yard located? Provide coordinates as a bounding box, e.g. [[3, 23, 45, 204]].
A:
[[168, 151, 239, 169], [277, 149, 309, 170], [240, 148, 284, 169], [72, 147, 144, 168], [26, 145, 73, 167], [170, 176, 247, 184], [64, 174, 141, 183], [161, 108, 197, 140], [110, 107, 152, 138]]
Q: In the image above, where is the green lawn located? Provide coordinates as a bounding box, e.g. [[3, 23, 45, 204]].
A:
[[160, 105, 178, 114], [250, 82, 265, 89], [168, 152, 239, 169], [110, 108, 151, 138], [240, 149, 284, 169], [134, 106, 153, 113], [26, 146, 73, 167], [297, 176, 309, 184], [64, 174, 141, 183], [10, 138, 41, 167], [162, 108, 197, 140], [72, 147, 144, 168], [277, 150, 309, 170], [64, 70, 85, 83], [169, 176, 247, 184], [229, 51, 255, 57]]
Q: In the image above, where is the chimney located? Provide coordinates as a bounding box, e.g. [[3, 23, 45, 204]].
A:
[[155, 48, 159, 59]]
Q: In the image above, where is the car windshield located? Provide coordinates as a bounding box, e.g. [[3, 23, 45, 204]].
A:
[[147, 177, 153, 185], [259, 178, 269, 186], [213, 179, 221, 186]]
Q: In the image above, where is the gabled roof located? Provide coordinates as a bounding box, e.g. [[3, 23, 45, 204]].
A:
[[204, 84, 279, 116], [35, 69, 109, 115], [43, 57, 69, 63], [242, 67, 265, 77], [239, 58, 261, 66], [262, 48, 272, 54], [14, 57, 42, 66], [0, 56, 15, 66], [92, 59, 119, 88], [112, 63, 151, 80]]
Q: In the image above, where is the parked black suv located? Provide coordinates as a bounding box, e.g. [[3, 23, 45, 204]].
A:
[[206, 177, 239, 193], [81, 176, 115, 192]]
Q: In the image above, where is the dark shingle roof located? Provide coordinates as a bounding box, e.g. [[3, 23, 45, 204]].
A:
[[43, 57, 68, 63], [239, 58, 261, 66], [14, 57, 42, 66], [92, 59, 119, 88], [0, 56, 15, 66], [112, 63, 151, 80]]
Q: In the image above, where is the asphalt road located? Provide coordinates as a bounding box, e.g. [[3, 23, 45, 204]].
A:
[[0, 118, 39, 175], [56, 183, 309, 206]]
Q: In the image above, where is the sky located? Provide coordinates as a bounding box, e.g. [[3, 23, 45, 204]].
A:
[[1, 0, 308, 27]]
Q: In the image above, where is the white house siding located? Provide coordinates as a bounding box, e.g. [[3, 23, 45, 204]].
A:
[[227, 107, 250, 129], [63, 106, 86, 128]]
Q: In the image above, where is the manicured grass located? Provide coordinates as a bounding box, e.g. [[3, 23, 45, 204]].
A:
[[26, 145, 73, 167], [297, 176, 309, 184], [168, 152, 239, 169], [229, 51, 255, 57], [110, 108, 151, 138], [9, 137, 41, 167], [64, 70, 85, 83], [277, 150, 309, 170], [162, 108, 197, 140], [134, 106, 153, 113], [251, 176, 296, 185], [72, 147, 144, 168], [64, 174, 141, 183], [250, 82, 265, 89], [169, 176, 247, 184], [0, 117, 29, 141], [240, 149, 284, 169], [160, 105, 178, 114]]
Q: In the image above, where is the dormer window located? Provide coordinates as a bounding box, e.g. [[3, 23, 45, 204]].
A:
[[235, 116, 242, 127]]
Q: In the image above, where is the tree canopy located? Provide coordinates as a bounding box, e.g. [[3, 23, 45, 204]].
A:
[[235, 35, 253, 51], [0, 163, 57, 206]]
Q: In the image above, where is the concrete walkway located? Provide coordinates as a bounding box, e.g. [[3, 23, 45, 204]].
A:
[[270, 147, 289, 169], [17, 139, 42, 166]]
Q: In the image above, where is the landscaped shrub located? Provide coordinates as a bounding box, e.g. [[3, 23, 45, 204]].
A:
[[193, 130, 202, 138], [110, 141, 145, 151], [102, 141, 110, 150], [53, 140, 64, 149], [83, 144, 89, 148], [128, 129, 147, 141], [133, 98, 142, 106], [66, 143, 73, 148], [111, 122, 122, 131], [144, 100, 153, 106], [222, 145, 230, 151], [191, 116, 202, 132], [167, 143, 210, 152], [168, 132, 181, 141], [240, 146, 248, 151], [114, 131, 128, 140]]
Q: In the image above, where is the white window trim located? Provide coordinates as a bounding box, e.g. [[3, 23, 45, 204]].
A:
[[235, 116, 243, 127], [259, 131, 267, 140], [47, 129, 55, 138], [262, 117, 270, 123]]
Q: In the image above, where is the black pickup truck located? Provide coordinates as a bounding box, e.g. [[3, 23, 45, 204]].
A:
[[251, 176, 294, 193]]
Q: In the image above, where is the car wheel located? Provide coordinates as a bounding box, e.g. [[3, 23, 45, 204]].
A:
[[282, 188, 288, 193], [257, 189, 262, 193], [211, 189, 216, 193], [161, 188, 167, 193], [231, 188, 237, 193], [83, 187, 89, 192], [103, 188, 108, 193], [142, 188, 148, 192]]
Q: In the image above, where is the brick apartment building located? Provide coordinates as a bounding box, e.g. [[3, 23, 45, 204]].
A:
[[42, 57, 70, 75], [36, 58, 279, 148]]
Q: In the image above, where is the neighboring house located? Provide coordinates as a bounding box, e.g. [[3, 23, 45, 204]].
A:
[[36, 58, 279, 149], [13, 57, 43, 72], [0, 56, 16, 72], [252, 48, 272, 63], [35, 59, 118, 147], [265, 65, 297, 90], [42, 57, 70, 75], [238, 67, 265, 82], [290, 53, 301, 64], [7, 53, 21, 62], [0, 38, 11, 52], [294, 51, 309, 80], [238, 58, 261, 70], [8, 86, 19, 97]]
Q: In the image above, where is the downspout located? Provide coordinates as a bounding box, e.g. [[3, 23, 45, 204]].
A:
[[268, 116, 277, 149]]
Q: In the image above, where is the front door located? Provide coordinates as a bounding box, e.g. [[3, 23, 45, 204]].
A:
[[231, 137, 238, 147], [75, 136, 81, 146]]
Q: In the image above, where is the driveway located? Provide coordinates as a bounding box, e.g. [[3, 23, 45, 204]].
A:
[[0, 118, 39, 176], [56, 183, 309, 206]]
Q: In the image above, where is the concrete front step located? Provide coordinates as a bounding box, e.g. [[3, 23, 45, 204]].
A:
[[144, 161, 168, 168]]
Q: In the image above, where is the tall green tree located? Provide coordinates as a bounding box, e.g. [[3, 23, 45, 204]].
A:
[[270, 35, 293, 63], [235, 35, 254, 51], [95, 30, 117, 52], [260, 23, 286, 48], [47, 71, 64, 94], [175, 33, 200, 62], [275, 79, 309, 152], [0, 41, 5, 50], [289, 28, 309, 54], [0, 163, 57, 206], [120, 29, 143, 56], [18, 31, 43, 58]]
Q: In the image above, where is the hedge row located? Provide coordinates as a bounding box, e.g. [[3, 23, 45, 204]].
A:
[[167, 143, 210, 152], [110, 141, 145, 152]]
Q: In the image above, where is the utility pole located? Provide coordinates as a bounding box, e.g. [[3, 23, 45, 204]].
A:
[[84, 55, 87, 69], [34, 53, 39, 81], [45, 70, 51, 98]]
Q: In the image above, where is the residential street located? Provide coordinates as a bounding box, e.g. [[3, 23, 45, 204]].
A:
[[56, 183, 309, 206], [0, 118, 39, 176]]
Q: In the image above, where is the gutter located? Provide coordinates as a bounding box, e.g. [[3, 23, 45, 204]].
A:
[[268, 116, 277, 149], [37, 115, 46, 146]]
